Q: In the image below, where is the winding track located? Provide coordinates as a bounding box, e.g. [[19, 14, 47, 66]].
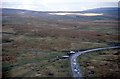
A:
[[70, 46, 120, 79]]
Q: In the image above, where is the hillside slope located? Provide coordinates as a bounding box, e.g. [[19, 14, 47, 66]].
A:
[[2, 7, 119, 21]]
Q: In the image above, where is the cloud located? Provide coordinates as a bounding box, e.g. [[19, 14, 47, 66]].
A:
[[2, 0, 119, 3], [2, 0, 119, 11]]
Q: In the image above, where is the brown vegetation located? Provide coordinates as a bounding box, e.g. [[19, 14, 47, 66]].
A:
[[2, 13, 119, 77], [79, 50, 120, 78]]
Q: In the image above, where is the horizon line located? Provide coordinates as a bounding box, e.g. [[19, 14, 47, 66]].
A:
[[2, 6, 119, 12]]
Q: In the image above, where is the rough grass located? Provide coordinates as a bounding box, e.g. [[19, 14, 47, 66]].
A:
[[2, 15, 119, 77], [78, 26, 118, 34], [78, 49, 120, 78], [2, 49, 71, 77], [3, 34, 107, 51]]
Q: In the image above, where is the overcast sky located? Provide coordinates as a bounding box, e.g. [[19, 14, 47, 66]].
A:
[[2, 0, 119, 11]]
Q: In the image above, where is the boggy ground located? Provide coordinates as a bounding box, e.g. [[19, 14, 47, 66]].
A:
[[2, 14, 119, 77]]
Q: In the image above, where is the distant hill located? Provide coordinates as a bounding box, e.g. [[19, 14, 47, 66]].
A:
[[81, 7, 119, 15], [2, 8, 50, 17], [2, 7, 119, 21]]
